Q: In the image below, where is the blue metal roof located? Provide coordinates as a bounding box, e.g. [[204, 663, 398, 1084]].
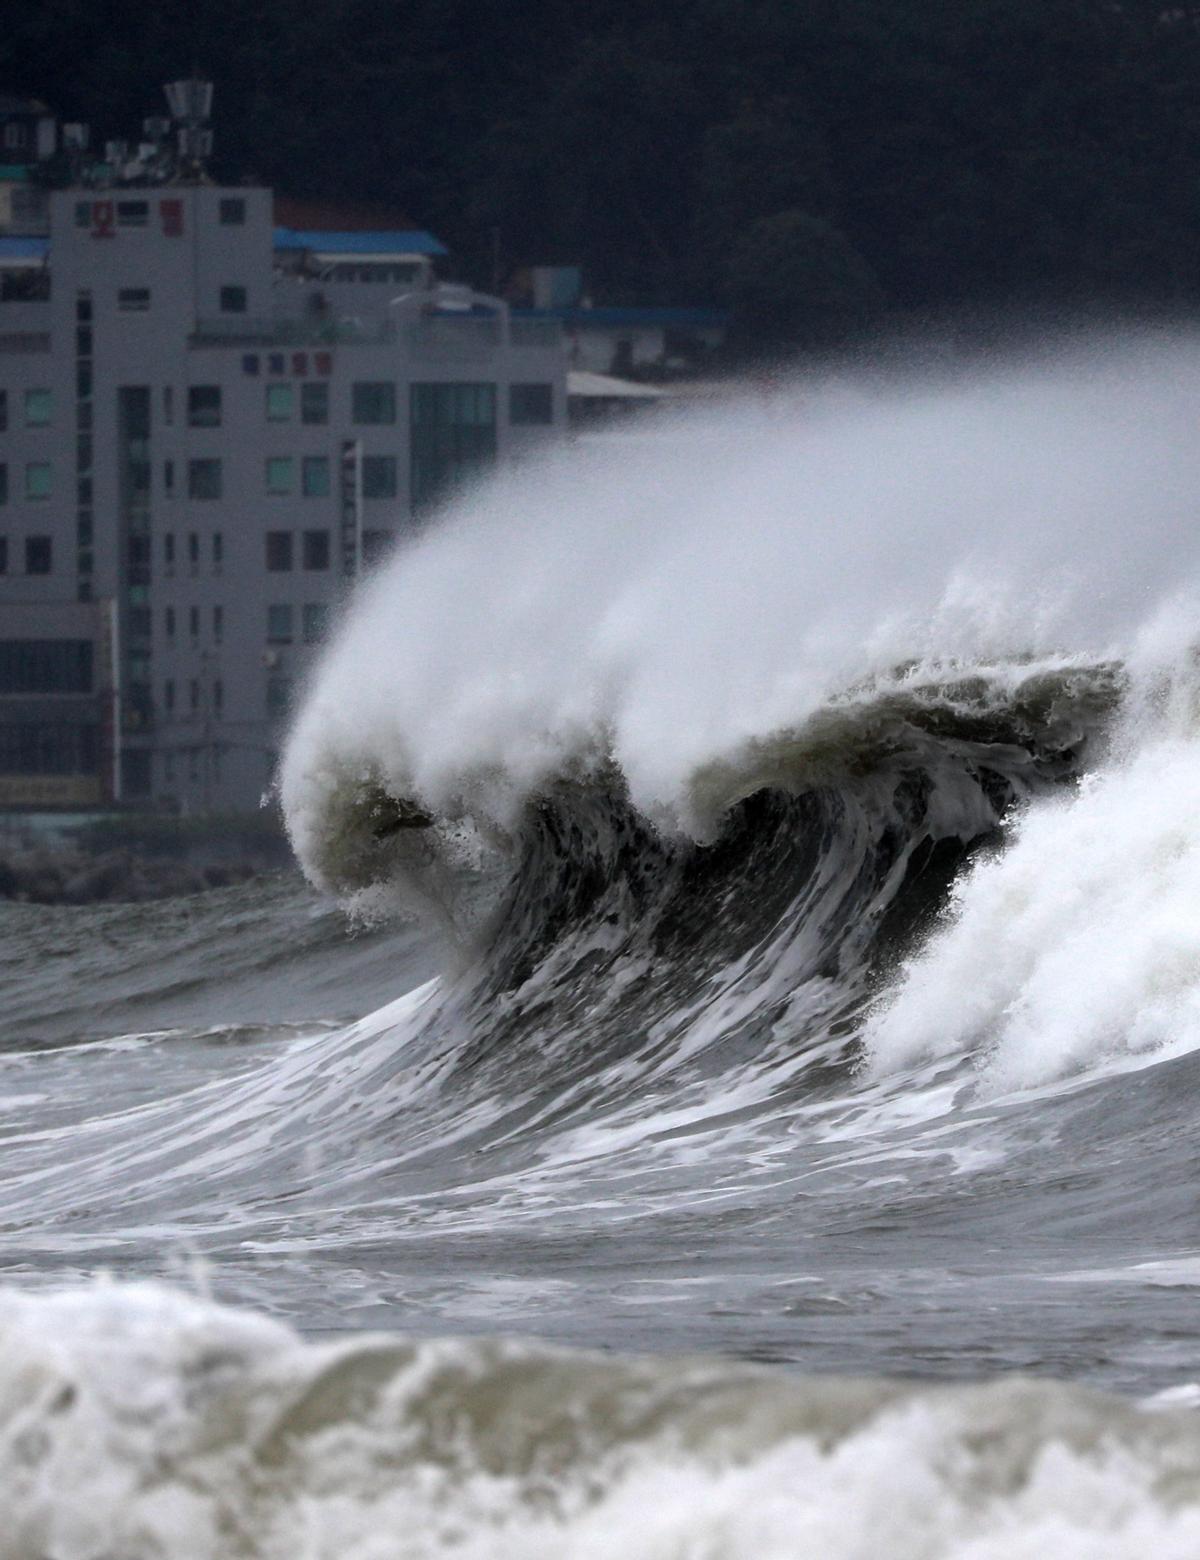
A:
[[273, 227, 447, 257], [0, 236, 49, 259], [515, 305, 728, 329]]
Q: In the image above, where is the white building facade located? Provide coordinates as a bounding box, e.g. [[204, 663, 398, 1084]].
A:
[[0, 183, 565, 812]]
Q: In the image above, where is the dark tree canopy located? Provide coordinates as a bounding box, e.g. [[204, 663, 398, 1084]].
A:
[[7, 0, 1200, 351]]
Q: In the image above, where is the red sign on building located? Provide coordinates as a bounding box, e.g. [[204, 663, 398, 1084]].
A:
[[92, 200, 114, 239], [160, 199, 184, 237]]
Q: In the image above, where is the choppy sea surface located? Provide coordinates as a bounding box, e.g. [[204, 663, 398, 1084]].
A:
[[9, 337, 1200, 1555]]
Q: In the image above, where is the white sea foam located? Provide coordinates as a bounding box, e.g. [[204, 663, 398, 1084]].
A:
[[5, 1280, 1200, 1559], [863, 677, 1200, 1092], [281, 334, 1200, 889]]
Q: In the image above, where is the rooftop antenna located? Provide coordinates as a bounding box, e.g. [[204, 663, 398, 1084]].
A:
[[164, 77, 213, 181]]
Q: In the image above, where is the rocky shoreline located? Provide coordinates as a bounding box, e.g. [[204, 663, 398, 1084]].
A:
[[0, 847, 267, 905], [0, 814, 292, 905]]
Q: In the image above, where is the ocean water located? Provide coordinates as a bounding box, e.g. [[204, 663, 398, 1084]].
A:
[[8, 335, 1200, 1554]]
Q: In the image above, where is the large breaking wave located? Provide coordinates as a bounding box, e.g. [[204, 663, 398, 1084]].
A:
[[12, 337, 1200, 1556], [281, 334, 1200, 1097]]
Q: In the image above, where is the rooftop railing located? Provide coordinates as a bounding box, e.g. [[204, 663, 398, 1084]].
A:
[[190, 312, 563, 355]]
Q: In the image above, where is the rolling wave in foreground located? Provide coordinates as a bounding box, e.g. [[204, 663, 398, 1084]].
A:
[[8, 337, 1200, 1554]]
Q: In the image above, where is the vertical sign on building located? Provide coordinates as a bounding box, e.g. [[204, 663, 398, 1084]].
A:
[[339, 439, 362, 578]]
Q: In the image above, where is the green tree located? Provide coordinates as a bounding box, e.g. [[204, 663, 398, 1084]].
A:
[[726, 209, 885, 353]]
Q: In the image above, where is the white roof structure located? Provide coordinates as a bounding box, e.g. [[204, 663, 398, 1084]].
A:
[[566, 370, 665, 400]]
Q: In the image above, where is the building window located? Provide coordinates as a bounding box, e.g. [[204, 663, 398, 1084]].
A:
[[267, 603, 294, 643], [510, 382, 554, 425], [188, 532, 200, 566], [163, 386, 174, 424], [213, 679, 224, 714], [189, 605, 200, 637], [302, 529, 330, 570], [187, 385, 221, 427], [219, 285, 248, 313], [188, 459, 222, 500], [266, 383, 293, 421], [302, 456, 330, 497], [212, 532, 223, 568], [164, 460, 175, 497], [164, 533, 175, 568], [242, 354, 260, 376], [352, 382, 395, 424], [303, 602, 329, 644], [266, 676, 292, 718], [76, 326, 92, 356], [0, 641, 92, 693], [164, 679, 175, 713], [362, 529, 394, 567], [25, 462, 51, 500], [0, 391, 6, 431], [118, 288, 151, 312], [266, 530, 293, 571], [116, 200, 149, 227], [213, 605, 223, 642], [411, 382, 497, 512], [301, 382, 329, 424], [25, 536, 52, 575], [0, 464, 6, 504], [219, 197, 246, 225], [362, 455, 397, 499], [165, 606, 175, 637], [76, 363, 93, 399], [3, 124, 27, 151], [190, 679, 200, 712], [75, 201, 91, 227], [25, 389, 51, 427], [0, 538, 6, 574], [266, 457, 294, 495]]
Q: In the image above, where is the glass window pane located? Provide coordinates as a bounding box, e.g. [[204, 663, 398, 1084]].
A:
[[187, 385, 221, 427], [302, 530, 330, 570], [266, 457, 294, 494], [301, 382, 329, 424], [24, 389, 51, 427], [362, 455, 397, 499], [302, 456, 330, 497], [267, 603, 294, 643], [266, 383, 293, 421], [303, 602, 330, 643], [266, 531, 293, 571], [188, 459, 222, 500], [352, 382, 395, 424], [25, 462, 51, 500]]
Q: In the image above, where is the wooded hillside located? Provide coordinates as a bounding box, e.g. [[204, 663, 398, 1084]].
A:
[[8, 1, 1200, 348]]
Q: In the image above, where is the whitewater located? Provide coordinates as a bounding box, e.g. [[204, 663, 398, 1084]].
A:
[[7, 334, 1200, 1554]]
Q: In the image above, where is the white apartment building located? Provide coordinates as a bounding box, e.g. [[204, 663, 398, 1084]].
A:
[[0, 162, 566, 812]]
